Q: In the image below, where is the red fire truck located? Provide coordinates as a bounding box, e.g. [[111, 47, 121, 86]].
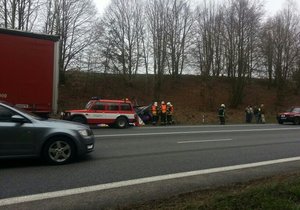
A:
[[0, 28, 60, 116]]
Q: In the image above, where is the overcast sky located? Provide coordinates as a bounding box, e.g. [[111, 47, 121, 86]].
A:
[[93, 0, 298, 16], [94, 0, 111, 14]]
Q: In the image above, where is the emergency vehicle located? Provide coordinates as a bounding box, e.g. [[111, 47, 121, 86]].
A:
[[61, 98, 137, 128]]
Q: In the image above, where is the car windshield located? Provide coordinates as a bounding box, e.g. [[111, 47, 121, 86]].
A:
[[85, 101, 94, 109], [13, 106, 43, 120], [291, 107, 300, 113], [1, 101, 43, 120]]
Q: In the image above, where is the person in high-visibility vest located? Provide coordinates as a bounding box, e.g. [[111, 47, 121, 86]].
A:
[[151, 102, 159, 125], [160, 101, 167, 125], [167, 102, 174, 125]]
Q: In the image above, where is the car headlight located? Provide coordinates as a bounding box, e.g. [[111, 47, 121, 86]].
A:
[[78, 129, 89, 137]]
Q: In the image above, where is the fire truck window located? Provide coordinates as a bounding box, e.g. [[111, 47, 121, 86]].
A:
[[108, 104, 119, 111], [92, 102, 105, 110], [0, 106, 14, 122], [121, 104, 131, 111]]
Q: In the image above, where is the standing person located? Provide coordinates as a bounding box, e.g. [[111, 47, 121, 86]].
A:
[[257, 106, 262, 123], [166, 102, 174, 125], [260, 104, 266, 123], [253, 105, 259, 123], [245, 106, 251, 123], [245, 105, 254, 123], [218, 104, 226, 125], [249, 106, 254, 123], [151, 102, 159, 125], [160, 101, 167, 125]]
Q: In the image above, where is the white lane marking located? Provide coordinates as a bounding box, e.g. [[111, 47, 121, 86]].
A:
[[2, 156, 300, 206], [138, 124, 275, 129], [95, 127, 300, 138], [178, 139, 233, 144]]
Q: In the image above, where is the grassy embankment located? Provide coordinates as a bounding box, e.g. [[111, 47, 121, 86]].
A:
[[59, 72, 300, 124], [121, 172, 300, 210]]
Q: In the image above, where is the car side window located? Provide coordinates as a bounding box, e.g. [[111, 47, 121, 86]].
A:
[[120, 103, 131, 111], [108, 103, 119, 111], [92, 102, 105, 110], [0, 106, 15, 122]]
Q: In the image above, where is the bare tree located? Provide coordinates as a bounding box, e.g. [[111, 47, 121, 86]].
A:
[[0, 0, 40, 30], [146, 0, 171, 99], [260, 1, 300, 103], [42, 0, 97, 83], [192, 0, 225, 77], [223, 0, 263, 107], [98, 0, 144, 85], [294, 51, 300, 92], [260, 18, 275, 87], [274, 4, 299, 86], [165, 0, 194, 76]]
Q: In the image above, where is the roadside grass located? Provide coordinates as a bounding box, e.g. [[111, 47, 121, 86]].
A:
[[120, 173, 300, 210]]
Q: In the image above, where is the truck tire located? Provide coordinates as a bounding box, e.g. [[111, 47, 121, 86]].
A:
[[71, 115, 87, 124], [43, 137, 75, 165], [115, 117, 128, 128]]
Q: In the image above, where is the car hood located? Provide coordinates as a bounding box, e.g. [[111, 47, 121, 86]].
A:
[[37, 118, 90, 130], [278, 112, 296, 116]]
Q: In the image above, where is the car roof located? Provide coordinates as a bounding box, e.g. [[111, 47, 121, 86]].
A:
[[90, 99, 132, 103]]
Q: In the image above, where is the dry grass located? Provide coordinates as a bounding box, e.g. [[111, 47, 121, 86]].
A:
[[119, 172, 300, 210]]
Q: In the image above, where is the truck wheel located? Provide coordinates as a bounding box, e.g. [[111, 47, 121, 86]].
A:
[[43, 137, 75, 165], [294, 117, 300, 125], [71, 116, 87, 124], [115, 117, 128, 128]]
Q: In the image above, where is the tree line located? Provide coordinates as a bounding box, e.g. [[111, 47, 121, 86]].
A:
[[1, 0, 300, 106]]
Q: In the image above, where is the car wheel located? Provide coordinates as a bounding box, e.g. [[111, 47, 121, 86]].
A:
[[294, 117, 300, 125], [71, 115, 87, 124], [43, 137, 75, 165], [115, 117, 128, 128], [278, 119, 283, 124]]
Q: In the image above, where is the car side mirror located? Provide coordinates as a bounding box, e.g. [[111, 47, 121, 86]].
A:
[[11, 115, 28, 123]]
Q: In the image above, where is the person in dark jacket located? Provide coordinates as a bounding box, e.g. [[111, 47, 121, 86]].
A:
[[218, 104, 226, 125], [253, 105, 260, 123], [245, 105, 253, 123]]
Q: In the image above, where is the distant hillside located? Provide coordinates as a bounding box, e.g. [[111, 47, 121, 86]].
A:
[[58, 72, 300, 124]]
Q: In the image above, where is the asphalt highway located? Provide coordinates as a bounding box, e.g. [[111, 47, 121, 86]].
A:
[[1, 124, 300, 209]]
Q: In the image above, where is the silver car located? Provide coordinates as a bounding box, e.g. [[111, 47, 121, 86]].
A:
[[0, 102, 94, 164]]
